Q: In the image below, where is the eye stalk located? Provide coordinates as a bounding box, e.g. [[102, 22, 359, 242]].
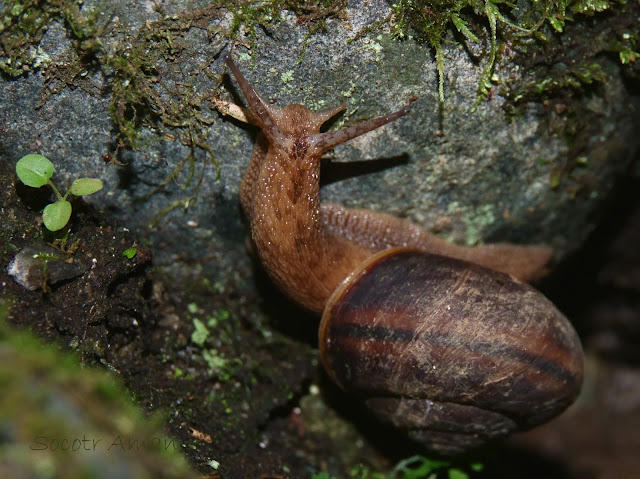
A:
[[309, 99, 415, 154]]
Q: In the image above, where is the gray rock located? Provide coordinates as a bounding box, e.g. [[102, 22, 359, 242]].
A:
[[1, 0, 638, 300]]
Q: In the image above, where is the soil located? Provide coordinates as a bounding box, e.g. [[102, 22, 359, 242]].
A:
[[0, 159, 317, 478], [2, 154, 640, 479]]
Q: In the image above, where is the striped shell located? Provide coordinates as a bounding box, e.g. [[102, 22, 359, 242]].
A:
[[319, 248, 583, 454]]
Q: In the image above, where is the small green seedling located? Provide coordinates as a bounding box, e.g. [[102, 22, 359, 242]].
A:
[[122, 247, 138, 259], [16, 153, 103, 231]]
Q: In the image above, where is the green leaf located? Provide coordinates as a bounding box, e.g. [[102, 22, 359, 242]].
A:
[[448, 469, 469, 479], [70, 178, 103, 196], [16, 154, 54, 188], [451, 14, 479, 43], [122, 247, 137, 259], [619, 46, 639, 64], [391, 455, 449, 479], [42, 201, 72, 231], [548, 15, 565, 32]]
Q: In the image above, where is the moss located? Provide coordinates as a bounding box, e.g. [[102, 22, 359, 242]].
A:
[[387, 0, 637, 193], [1, 0, 348, 139], [104, 2, 346, 225], [498, 2, 638, 191], [201, 349, 234, 381], [3, 1, 635, 219], [0, 0, 103, 76], [388, 0, 632, 105]]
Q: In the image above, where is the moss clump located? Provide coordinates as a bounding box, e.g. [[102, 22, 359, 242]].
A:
[[0, 0, 104, 76], [389, 0, 632, 105], [223, 0, 347, 38], [504, 1, 638, 108]]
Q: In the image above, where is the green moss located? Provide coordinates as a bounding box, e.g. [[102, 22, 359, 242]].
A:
[[206, 308, 230, 328], [201, 349, 233, 381], [218, 0, 347, 63], [0, 0, 103, 76], [616, 27, 640, 65], [187, 305, 243, 382], [388, 0, 631, 105], [504, 1, 637, 121]]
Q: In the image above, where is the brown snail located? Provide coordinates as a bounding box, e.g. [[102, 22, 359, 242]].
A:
[[220, 53, 583, 454]]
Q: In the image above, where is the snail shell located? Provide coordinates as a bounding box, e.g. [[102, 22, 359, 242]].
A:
[[319, 248, 583, 454]]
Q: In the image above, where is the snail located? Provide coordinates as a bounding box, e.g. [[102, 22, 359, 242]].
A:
[[219, 53, 583, 454]]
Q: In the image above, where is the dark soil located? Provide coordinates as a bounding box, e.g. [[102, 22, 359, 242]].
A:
[[0, 159, 320, 478]]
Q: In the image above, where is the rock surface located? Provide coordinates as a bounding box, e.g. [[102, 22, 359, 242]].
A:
[[1, 1, 638, 292]]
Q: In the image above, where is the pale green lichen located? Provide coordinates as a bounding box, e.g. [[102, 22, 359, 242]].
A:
[[445, 201, 497, 245], [361, 37, 384, 60], [446, 200, 460, 214], [280, 69, 294, 83], [462, 204, 496, 246]]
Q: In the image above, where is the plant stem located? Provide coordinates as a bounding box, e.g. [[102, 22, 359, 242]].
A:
[[47, 180, 64, 201]]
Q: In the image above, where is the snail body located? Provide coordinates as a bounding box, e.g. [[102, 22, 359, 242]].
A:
[[222, 54, 583, 453]]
